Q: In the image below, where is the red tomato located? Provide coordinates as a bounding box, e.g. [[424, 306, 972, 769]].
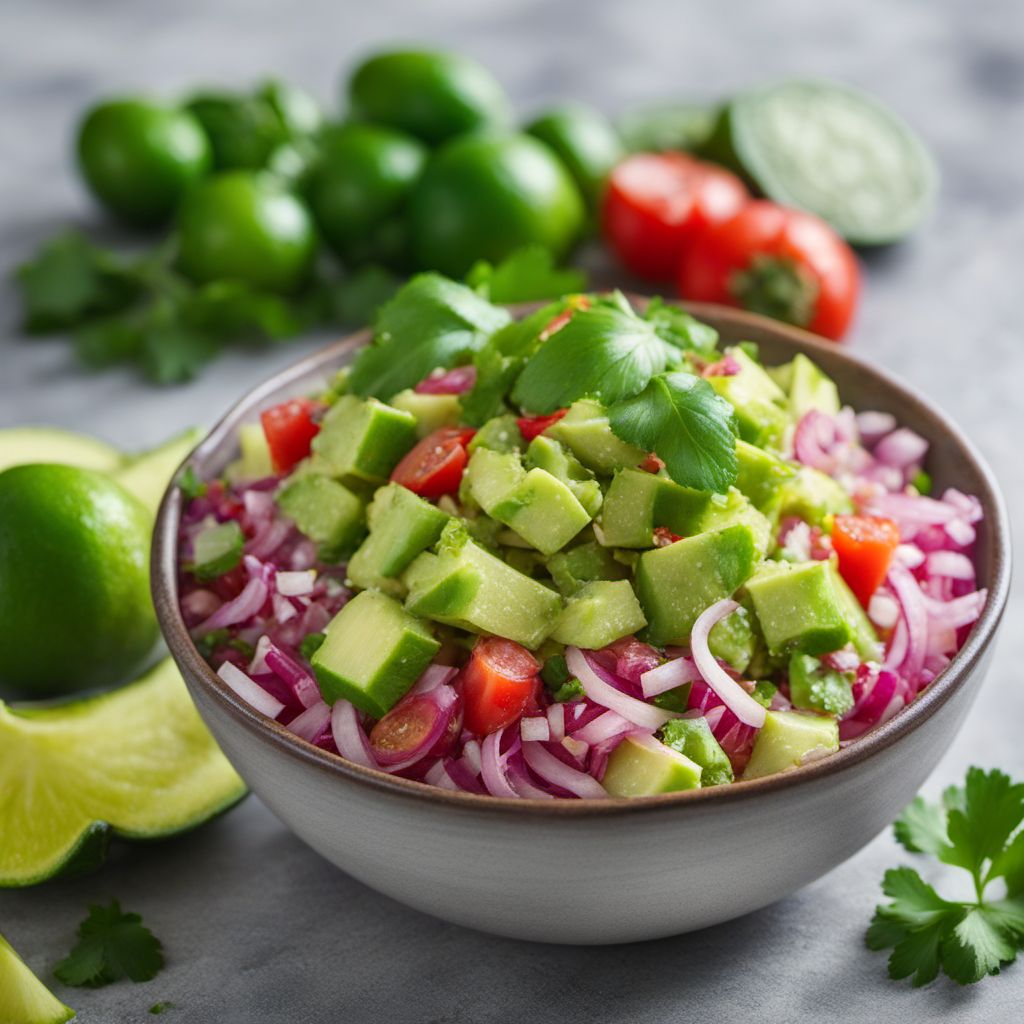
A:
[[369, 692, 463, 764], [461, 636, 540, 736], [517, 409, 567, 442], [639, 453, 665, 473], [390, 427, 475, 499], [831, 514, 901, 607], [260, 398, 321, 474], [603, 152, 749, 281], [539, 294, 590, 340], [678, 200, 860, 341]]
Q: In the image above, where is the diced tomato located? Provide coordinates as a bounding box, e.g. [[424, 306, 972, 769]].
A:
[[539, 295, 591, 341], [260, 398, 321, 474], [390, 426, 476, 499], [640, 453, 665, 473], [831, 514, 901, 607], [461, 636, 540, 736], [369, 692, 463, 764], [653, 526, 682, 547], [517, 409, 567, 442]]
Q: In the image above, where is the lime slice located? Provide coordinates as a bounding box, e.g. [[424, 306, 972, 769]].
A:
[[616, 101, 717, 154], [113, 427, 203, 515], [716, 80, 938, 245], [0, 932, 75, 1024], [0, 427, 122, 475], [0, 659, 246, 887]]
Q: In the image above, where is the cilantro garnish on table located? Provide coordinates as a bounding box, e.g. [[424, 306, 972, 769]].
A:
[[868, 767, 1024, 986], [54, 901, 164, 988]]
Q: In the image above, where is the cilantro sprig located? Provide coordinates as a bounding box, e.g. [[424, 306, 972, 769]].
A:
[[54, 901, 164, 988], [868, 767, 1024, 986]]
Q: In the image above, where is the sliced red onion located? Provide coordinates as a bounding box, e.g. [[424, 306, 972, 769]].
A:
[[691, 600, 767, 729], [640, 656, 701, 698], [180, 589, 222, 626], [561, 736, 590, 764], [546, 703, 565, 741], [287, 700, 331, 742], [481, 729, 520, 798], [944, 518, 975, 547], [331, 701, 377, 769], [248, 634, 271, 674], [265, 643, 321, 708], [925, 551, 975, 581], [522, 741, 607, 799], [895, 543, 926, 569], [414, 365, 477, 395], [218, 661, 284, 719], [867, 491, 957, 526], [888, 563, 929, 682], [941, 488, 983, 522], [272, 593, 299, 624], [407, 663, 459, 697], [868, 592, 900, 630], [196, 576, 268, 633], [573, 709, 635, 746], [245, 518, 291, 560], [276, 569, 316, 596], [874, 427, 928, 470], [793, 410, 840, 471], [857, 410, 897, 444], [521, 716, 551, 742], [566, 648, 678, 730], [423, 760, 459, 791], [506, 758, 555, 799], [243, 489, 275, 519], [921, 588, 987, 630], [461, 738, 482, 776], [289, 538, 318, 571]]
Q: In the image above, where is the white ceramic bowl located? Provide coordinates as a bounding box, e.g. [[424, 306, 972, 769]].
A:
[[153, 303, 1009, 944]]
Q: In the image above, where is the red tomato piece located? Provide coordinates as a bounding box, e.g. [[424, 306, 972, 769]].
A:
[[369, 692, 462, 764], [639, 453, 665, 473], [517, 409, 567, 442], [603, 152, 749, 281], [390, 427, 476, 499], [260, 398, 321, 474], [539, 295, 591, 341], [653, 526, 683, 547], [831, 514, 901, 607], [677, 200, 860, 341], [461, 636, 540, 736]]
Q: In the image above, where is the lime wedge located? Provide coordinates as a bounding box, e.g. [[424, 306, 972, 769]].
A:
[[0, 659, 246, 887], [0, 932, 75, 1024], [0, 427, 122, 475], [113, 427, 203, 515]]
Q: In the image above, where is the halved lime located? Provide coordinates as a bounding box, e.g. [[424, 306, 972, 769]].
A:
[[112, 427, 203, 515], [0, 932, 75, 1024], [0, 659, 246, 887], [713, 80, 938, 245], [0, 427, 122, 475]]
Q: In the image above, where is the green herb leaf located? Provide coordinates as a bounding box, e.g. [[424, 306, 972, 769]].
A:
[[607, 372, 738, 493], [325, 265, 403, 327], [643, 296, 719, 357], [54, 901, 164, 988], [940, 767, 1024, 878], [466, 245, 587, 304], [941, 906, 1019, 984], [894, 796, 951, 858], [348, 273, 511, 400]]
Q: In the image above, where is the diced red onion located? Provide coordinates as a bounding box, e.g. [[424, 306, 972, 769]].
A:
[[521, 741, 607, 799], [925, 551, 975, 581], [218, 661, 284, 719], [895, 544, 926, 569], [521, 716, 551, 742], [856, 410, 897, 444], [868, 592, 900, 630], [562, 736, 590, 763], [265, 642, 321, 708], [691, 601, 767, 728], [941, 488, 983, 522], [424, 760, 459, 791], [331, 701, 377, 769], [272, 593, 299, 624], [481, 729, 520, 798], [276, 569, 316, 596], [944, 518, 975, 547], [887, 563, 929, 682], [287, 700, 331, 742], [546, 703, 565, 742], [640, 656, 701, 698], [243, 490, 275, 519], [196, 576, 268, 633], [874, 427, 928, 470], [793, 410, 841, 471], [573, 709, 635, 746], [408, 664, 459, 696], [567, 648, 678, 730], [180, 589, 222, 625], [921, 588, 987, 630], [414, 365, 477, 395], [245, 518, 291, 560]]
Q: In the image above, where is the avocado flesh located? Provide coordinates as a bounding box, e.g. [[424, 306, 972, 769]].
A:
[[598, 468, 710, 549], [276, 474, 366, 561], [708, 348, 791, 450], [551, 580, 647, 649], [603, 736, 703, 796], [743, 710, 839, 780], [786, 353, 840, 420], [546, 399, 645, 474], [389, 389, 463, 437], [312, 394, 417, 483]]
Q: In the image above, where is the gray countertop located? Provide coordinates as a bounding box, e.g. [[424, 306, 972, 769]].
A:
[[1, 1, 1023, 1020]]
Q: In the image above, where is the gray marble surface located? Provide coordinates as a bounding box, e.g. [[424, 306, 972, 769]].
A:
[[1, 0, 1023, 1020]]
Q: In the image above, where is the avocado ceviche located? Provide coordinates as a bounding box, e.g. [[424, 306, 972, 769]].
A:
[[177, 278, 986, 799]]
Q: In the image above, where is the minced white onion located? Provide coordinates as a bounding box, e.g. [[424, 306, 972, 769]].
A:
[[276, 570, 317, 596], [521, 717, 551, 742]]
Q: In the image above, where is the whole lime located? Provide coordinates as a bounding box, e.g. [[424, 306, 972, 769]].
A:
[[176, 171, 317, 293], [77, 98, 211, 226], [348, 50, 510, 145], [0, 464, 159, 697], [409, 133, 586, 277]]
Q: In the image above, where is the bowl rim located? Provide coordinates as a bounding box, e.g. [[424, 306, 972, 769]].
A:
[[152, 300, 1011, 818]]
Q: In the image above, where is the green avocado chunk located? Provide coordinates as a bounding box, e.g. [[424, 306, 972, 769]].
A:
[[346, 482, 450, 596], [708, 347, 791, 449], [551, 580, 647, 649], [190, 520, 244, 581], [603, 735, 703, 796], [598, 467, 710, 548], [312, 590, 440, 717], [708, 602, 757, 673], [547, 540, 629, 596], [311, 394, 417, 483], [698, 487, 772, 559], [525, 435, 603, 517], [788, 653, 855, 717], [770, 466, 854, 527], [659, 717, 734, 786], [467, 414, 522, 454], [743, 709, 839, 780], [786, 353, 840, 420], [636, 525, 758, 646], [276, 474, 366, 560], [546, 399, 646, 474], [403, 522, 562, 649], [389, 389, 463, 437], [735, 440, 795, 511]]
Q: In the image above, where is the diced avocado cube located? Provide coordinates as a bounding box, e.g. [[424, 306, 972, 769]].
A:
[[503, 547, 545, 578], [191, 520, 244, 581], [698, 487, 772, 559], [603, 735, 703, 796], [226, 422, 273, 484], [403, 522, 563, 649], [389, 389, 462, 438], [830, 567, 883, 661], [312, 591, 440, 717], [598, 468, 710, 549], [743, 710, 839, 781], [551, 580, 647, 649], [277, 474, 365, 560], [636, 525, 758, 646], [546, 399, 646, 474], [708, 602, 756, 674], [735, 440, 795, 511], [548, 541, 629, 596], [465, 448, 526, 511], [788, 653, 855, 717], [659, 718, 734, 786], [771, 467, 854, 527], [312, 394, 417, 483], [346, 483, 450, 596], [467, 414, 522, 454], [745, 560, 853, 656], [787, 353, 840, 420], [525, 435, 603, 517], [709, 348, 790, 449]]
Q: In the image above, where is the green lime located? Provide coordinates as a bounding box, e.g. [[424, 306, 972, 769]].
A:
[[0, 658, 246, 887], [410, 133, 586, 277], [0, 426, 122, 475], [525, 102, 624, 208], [348, 50, 511, 144], [0, 933, 74, 1024], [176, 171, 317, 293], [0, 464, 158, 697], [616, 101, 718, 154], [307, 123, 427, 269], [77, 98, 211, 226]]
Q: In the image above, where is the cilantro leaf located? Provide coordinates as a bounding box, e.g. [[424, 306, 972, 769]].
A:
[[512, 303, 674, 414], [644, 296, 719, 357], [941, 906, 1018, 984], [325, 265, 403, 327], [607, 371, 738, 493], [466, 245, 586, 304], [348, 273, 511, 400], [894, 796, 951, 858], [54, 901, 164, 988], [991, 832, 1024, 895], [940, 767, 1024, 878]]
